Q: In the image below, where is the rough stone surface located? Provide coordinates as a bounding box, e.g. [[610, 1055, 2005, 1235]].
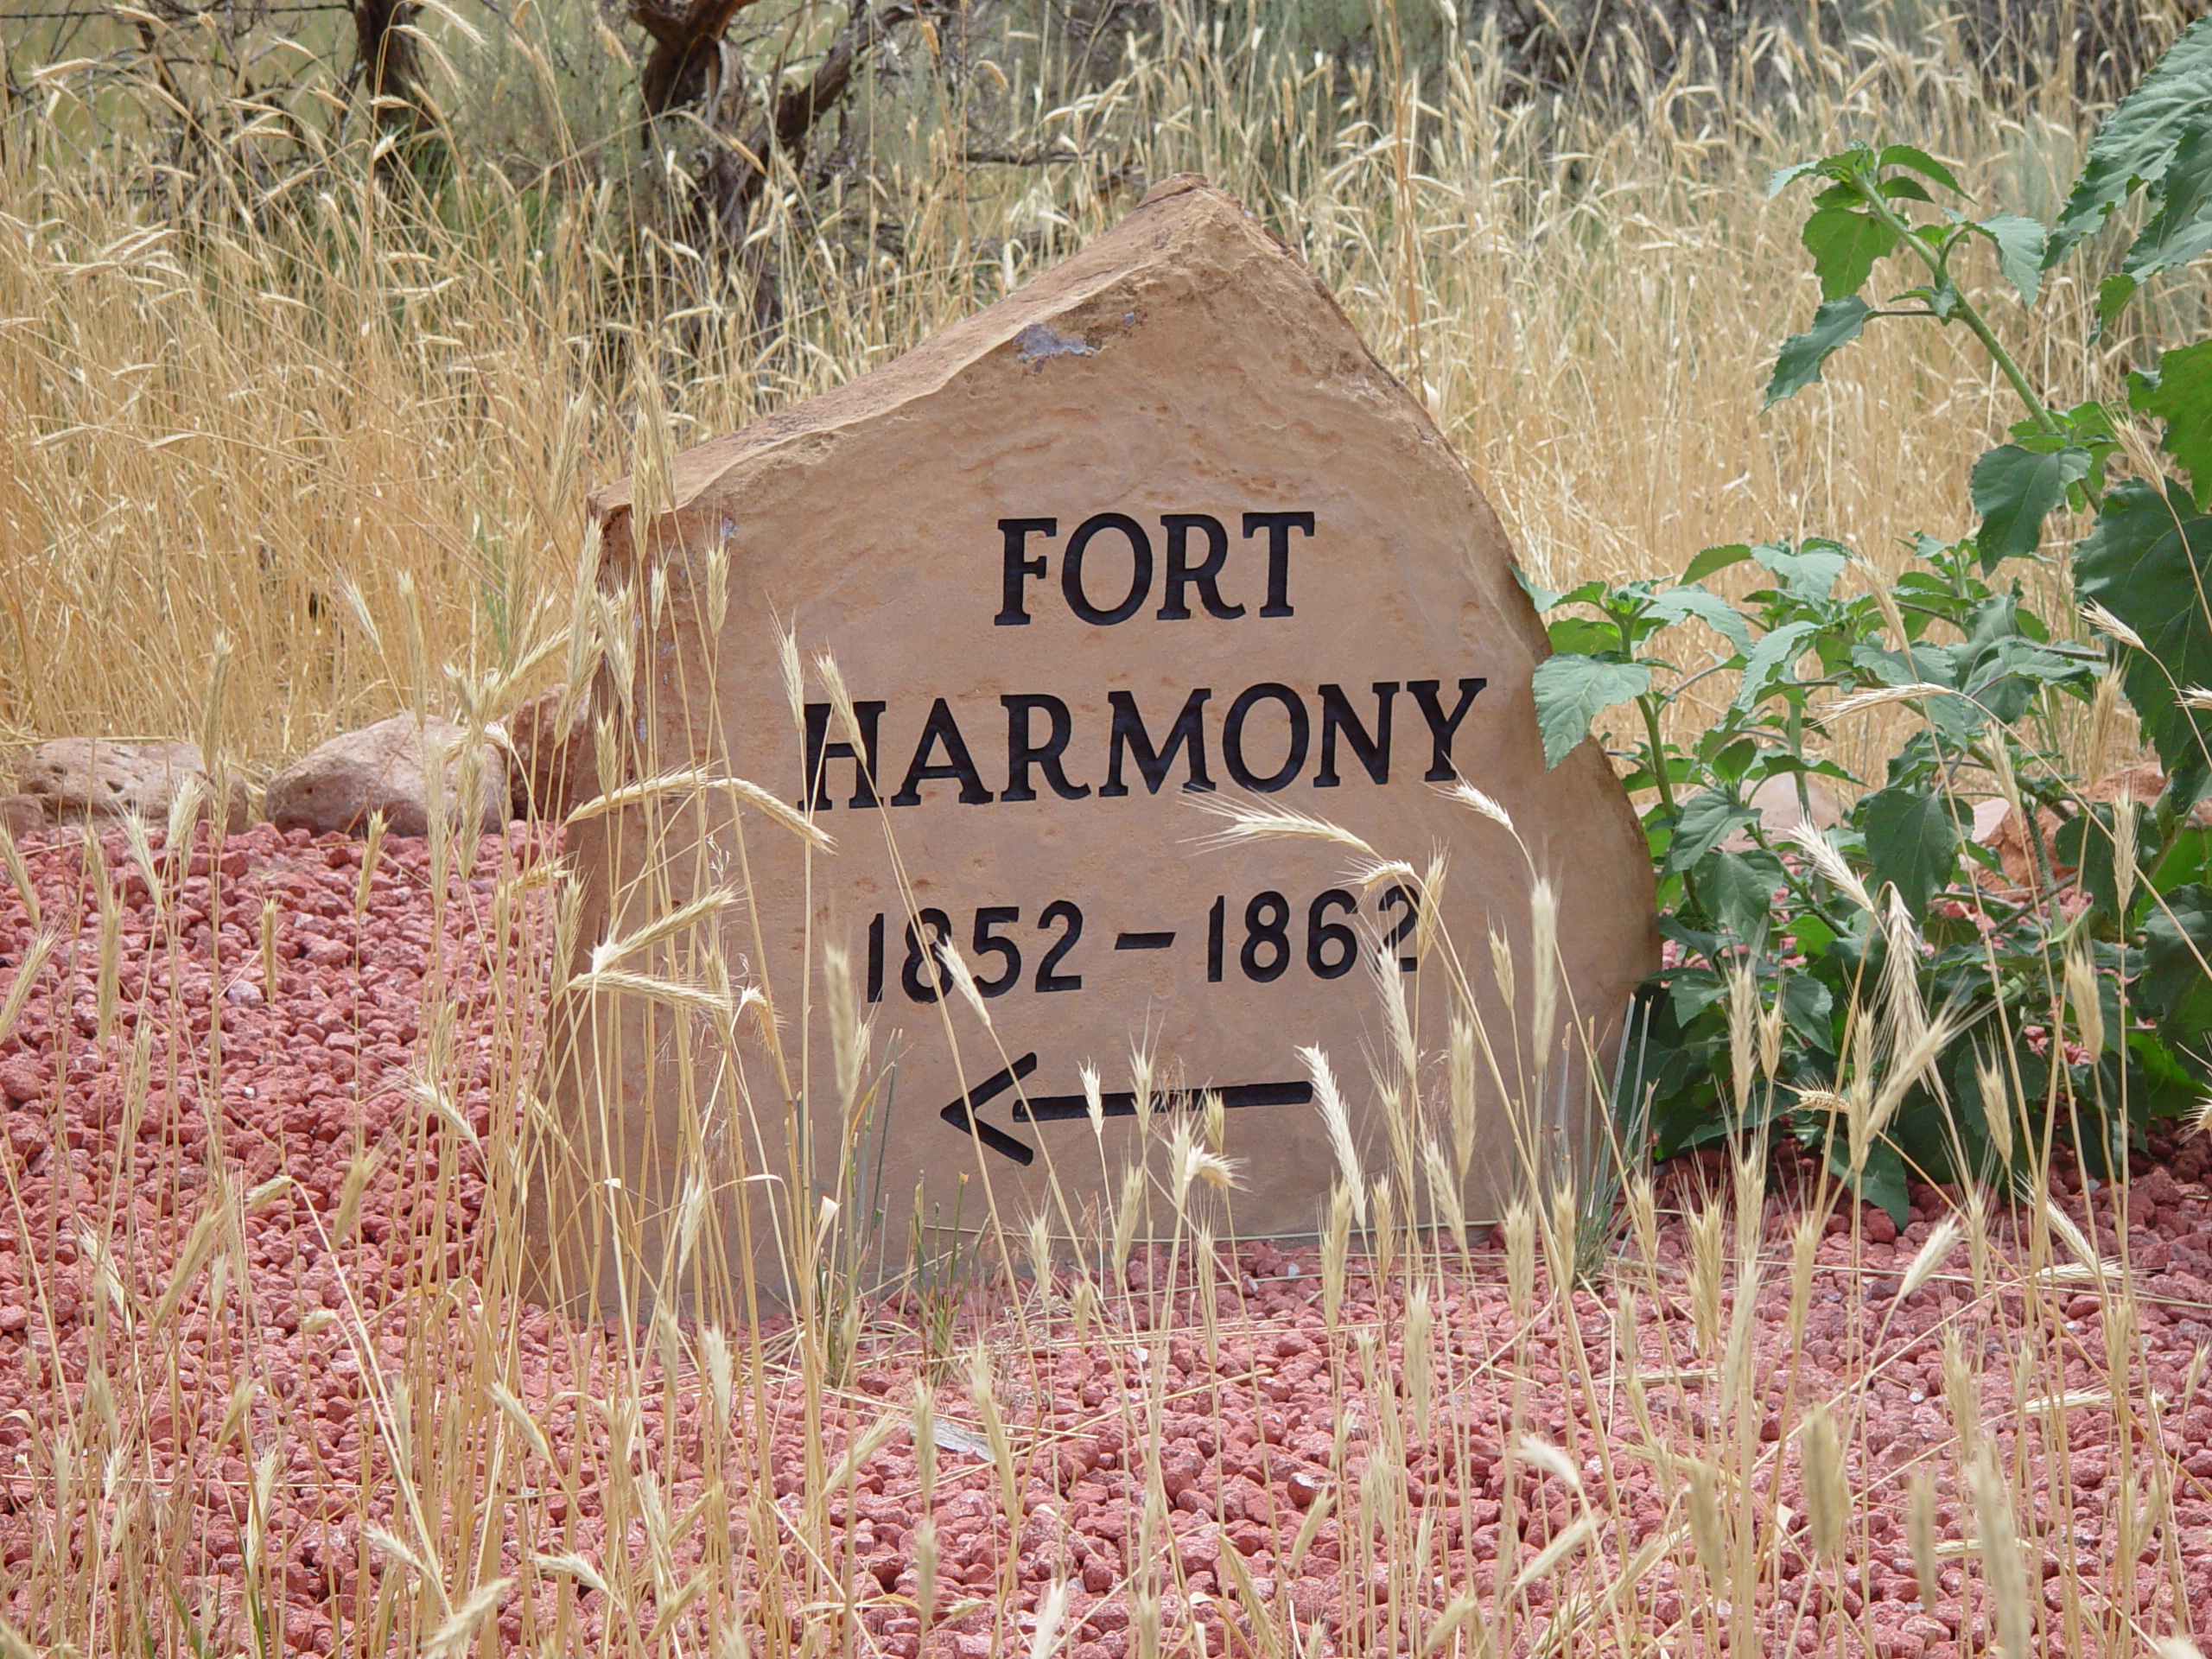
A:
[[535, 174, 1657, 1310], [502, 685, 595, 821], [18, 738, 248, 832], [0, 795, 43, 841], [1977, 763, 2212, 893], [264, 715, 508, 838]]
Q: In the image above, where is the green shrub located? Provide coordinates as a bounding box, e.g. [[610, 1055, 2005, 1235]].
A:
[[1538, 18, 2212, 1219]]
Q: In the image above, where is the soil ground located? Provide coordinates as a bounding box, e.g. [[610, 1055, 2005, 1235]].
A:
[[4, 823, 2212, 1654]]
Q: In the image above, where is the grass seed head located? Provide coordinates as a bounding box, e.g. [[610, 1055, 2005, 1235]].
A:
[[1322, 1179, 1354, 1329], [1968, 1445, 2033, 1658], [1898, 1217, 1962, 1301], [1300, 1045, 1366, 1228], [1798, 1405, 1848, 1563], [1688, 1461, 1727, 1579], [1503, 1199, 1535, 1322], [2064, 945, 2105, 1059], [1688, 1199, 1726, 1355], [1908, 1470, 1941, 1607]]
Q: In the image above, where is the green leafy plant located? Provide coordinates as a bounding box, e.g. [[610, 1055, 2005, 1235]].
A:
[[1534, 18, 2212, 1219]]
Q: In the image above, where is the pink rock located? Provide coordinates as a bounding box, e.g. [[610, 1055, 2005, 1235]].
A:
[[18, 738, 248, 831], [264, 715, 508, 838], [501, 684, 596, 821], [0, 795, 43, 841]]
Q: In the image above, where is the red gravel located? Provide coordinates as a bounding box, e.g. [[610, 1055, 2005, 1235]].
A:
[[3, 820, 2212, 1656]]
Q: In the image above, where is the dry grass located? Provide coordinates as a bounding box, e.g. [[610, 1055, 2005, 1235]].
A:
[[4, 3, 2212, 1656], [3, 7, 2200, 772]]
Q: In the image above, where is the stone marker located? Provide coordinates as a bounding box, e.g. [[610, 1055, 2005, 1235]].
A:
[[528, 175, 1656, 1313], [264, 714, 508, 838], [19, 738, 250, 832]]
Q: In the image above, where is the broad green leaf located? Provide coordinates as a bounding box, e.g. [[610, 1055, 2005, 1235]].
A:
[[2126, 1026, 2206, 1110], [1546, 615, 1621, 656], [2142, 884, 2212, 1042], [1860, 785, 1962, 919], [1802, 207, 1900, 299], [1649, 586, 1754, 656], [1683, 543, 1754, 582], [1837, 1136, 1910, 1228], [2097, 273, 2140, 327], [2151, 825, 2212, 895], [1975, 213, 2048, 304], [2119, 115, 2212, 289], [2074, 477, 2212, 770], [1765, 296, 1872, 407], [2048, 15, 2212, 264], [1970, 443, 2092, 569], [1665, 972, 1730, 1028], [2055, 803, 2154, 918], [1530, 653, 1651, 770], [1769, 159, 1825, 198], [1782, 974, 1836, 1053], [1750, 541, 1849, 602], [2133, 339, 2212, 490], [1666, 790, 1758, 874], [1771, 147, 1873, 199], [1703, 849, 1785, 943], [1880, 143, 1966, 195], [1732, 620, 1820, 712], [1516, 571, 1605, 611]]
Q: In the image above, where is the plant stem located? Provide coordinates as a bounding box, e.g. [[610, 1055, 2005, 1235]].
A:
[[1858, 185, 2062, 437], [1638, 692, 1679, 823]]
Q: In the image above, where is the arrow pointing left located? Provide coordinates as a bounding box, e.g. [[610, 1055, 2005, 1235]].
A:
[[938, 1052, 1041, 1165]]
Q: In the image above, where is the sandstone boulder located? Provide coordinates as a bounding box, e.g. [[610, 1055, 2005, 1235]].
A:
[[1976, 762, 2212, 894], [1715, 775, 1844, 850], [18, 739, 249, 832], [0, 795, 44, 841], [501, 685, 596, 821], [264, 715, 508, 838]]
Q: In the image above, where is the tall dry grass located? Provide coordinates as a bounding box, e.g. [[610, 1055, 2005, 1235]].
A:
[[3, 6, 2199, 772]]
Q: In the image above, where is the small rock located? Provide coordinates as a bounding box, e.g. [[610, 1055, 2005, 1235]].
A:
[[0, 1057, 45, 1104], [1714, 775, 1843, 851], [501, 684, 596, 821], [264, 715, 509, 838], [0, 795, 43, 841], [1286, 1578, 1331, 1623], [2090, 762, 2170, 809], [18, 739, 248, 831]]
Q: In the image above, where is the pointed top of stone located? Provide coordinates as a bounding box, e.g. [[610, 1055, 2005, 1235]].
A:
[[592, 175, 1440, 549]]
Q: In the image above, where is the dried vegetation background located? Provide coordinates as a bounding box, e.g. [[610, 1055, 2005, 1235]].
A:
[[0, 0, 2202, 772]]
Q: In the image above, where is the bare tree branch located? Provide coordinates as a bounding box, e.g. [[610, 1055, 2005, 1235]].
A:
[[634, 0, 762, 118]]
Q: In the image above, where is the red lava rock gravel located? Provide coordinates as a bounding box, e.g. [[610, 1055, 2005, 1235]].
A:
[[3, 820, 2212, 1655]]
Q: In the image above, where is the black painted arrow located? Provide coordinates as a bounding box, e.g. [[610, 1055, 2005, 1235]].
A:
[[1012, 1079, 1312, 1122], [939, 1052, 1041, 1165], [939, 1054, 1313, 1164]]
